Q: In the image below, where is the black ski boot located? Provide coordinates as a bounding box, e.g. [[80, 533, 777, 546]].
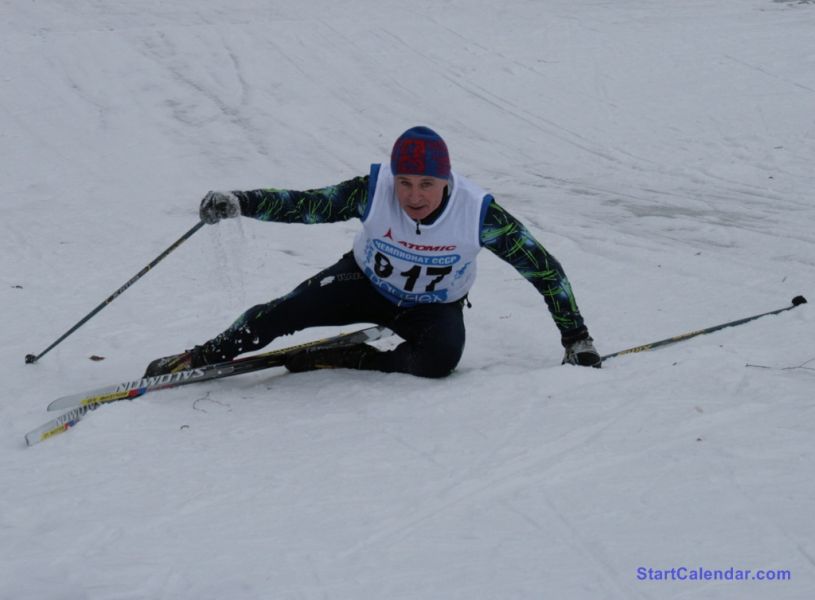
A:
[[143, 346, 208, 377], [285, 343, 380, 373]]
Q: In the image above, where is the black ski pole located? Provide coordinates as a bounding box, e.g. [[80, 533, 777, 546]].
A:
[[25, 220, 207, 364], [601, 295, 807, 363]]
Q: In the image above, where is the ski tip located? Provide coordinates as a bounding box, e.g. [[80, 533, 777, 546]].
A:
[[24, 429, 48, 447], [25, 421, 76, 446], [25, 407, 88, 446], [792, 295, 807, 306]]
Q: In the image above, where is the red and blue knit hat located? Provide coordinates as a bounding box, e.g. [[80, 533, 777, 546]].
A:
[[390, 126, 451, 179]]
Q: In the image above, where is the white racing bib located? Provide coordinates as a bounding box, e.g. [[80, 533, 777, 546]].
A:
[[353, 164, 491, 306]]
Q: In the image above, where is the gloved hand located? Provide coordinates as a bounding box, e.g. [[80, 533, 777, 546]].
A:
[[199, 191, 241, 224], [562, 332, 602, 368]]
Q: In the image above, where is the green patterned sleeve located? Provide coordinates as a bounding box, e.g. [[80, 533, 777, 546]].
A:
[[233, 176, 370, 224], [480, 199, 587, 341]]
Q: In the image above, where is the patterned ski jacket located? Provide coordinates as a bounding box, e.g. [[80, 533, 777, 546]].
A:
[[231, 173, 588, 344]]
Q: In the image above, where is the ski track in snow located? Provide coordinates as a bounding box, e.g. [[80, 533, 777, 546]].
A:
[[2, 1, 815, 598]]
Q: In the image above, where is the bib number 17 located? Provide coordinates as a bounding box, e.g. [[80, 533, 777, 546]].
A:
[[374, 252, 452, 292]]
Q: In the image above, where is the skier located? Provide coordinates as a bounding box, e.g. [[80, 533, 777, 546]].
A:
[[145, 126, 601, 378]]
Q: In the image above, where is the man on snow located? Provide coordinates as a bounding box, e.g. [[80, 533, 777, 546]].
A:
[[145, 126, 600, 378]]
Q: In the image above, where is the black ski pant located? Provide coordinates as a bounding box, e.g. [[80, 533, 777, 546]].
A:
[[203, 252, 466, 378]]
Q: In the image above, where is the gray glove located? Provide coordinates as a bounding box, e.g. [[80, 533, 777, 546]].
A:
[[199, 191, 240, 224], [562, 336, 602, 368]]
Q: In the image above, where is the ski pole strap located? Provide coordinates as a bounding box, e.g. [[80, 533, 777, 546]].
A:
[[601, 295, 806, 362]]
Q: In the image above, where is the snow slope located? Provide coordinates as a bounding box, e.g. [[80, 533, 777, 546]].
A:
[[2, 1, 814, 598]]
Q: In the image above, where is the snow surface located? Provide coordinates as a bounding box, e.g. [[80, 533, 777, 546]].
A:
[[2, 0, 815, 598]]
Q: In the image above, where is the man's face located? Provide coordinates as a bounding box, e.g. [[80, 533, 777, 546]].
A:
[[394, 174, 448, 221]]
